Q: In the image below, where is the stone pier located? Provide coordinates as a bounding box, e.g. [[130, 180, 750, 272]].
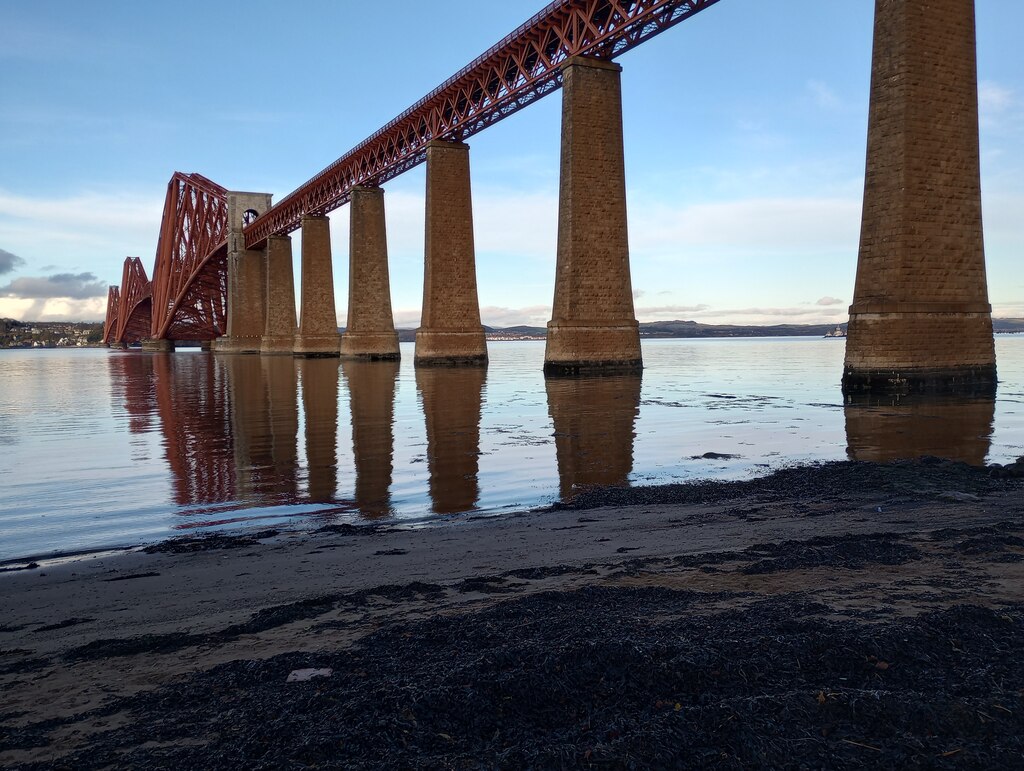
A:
[[214, 192, 273, 354], [141, 339, 174, 352], [843, 0, 996, 395], [544, 56, 641, 376], [294, 214, 342, 357], [340, 186, 400, 360], [415, 140, 488, 367], [261, 235, 298, 355]]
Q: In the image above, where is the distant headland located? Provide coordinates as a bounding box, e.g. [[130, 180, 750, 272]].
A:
[[4, 317, 1023, 349]]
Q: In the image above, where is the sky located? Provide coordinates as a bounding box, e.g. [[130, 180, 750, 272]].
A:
[[1, 0, 1022, 328]]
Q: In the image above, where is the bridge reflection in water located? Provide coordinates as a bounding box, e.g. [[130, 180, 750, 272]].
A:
[[107, 351, 999, 528], [546, 375, 641, 499], [844, 395, 995, 465], [416, 366, 486, 515], [343, 360, 399, 518]]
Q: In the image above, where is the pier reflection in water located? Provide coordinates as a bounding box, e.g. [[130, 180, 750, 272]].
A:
[[546, 375, 641, 499], [298, 358, 340, 503], [844, 394, 995, 465], [5, 339, 1024, 559], [343, 360, 399, 518], [416, 366, 485, 514], [76, 338, 1024, 553]]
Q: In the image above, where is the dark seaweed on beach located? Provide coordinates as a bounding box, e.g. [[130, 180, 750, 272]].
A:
[[557, 459, 1020, 510], [22, 588, 1024, 770], [142, 530, 280, 554], [740, 533, 922, 574]]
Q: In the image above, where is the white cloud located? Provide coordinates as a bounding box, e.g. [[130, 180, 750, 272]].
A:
[[0, 296, 105, 322], [628, 195, 862, 257], [635, 304, 711, 316], [0, 189, 162, 282], [635, 304, 846, 324], [980, 81, 1013, 114], [480, 305, 550, 327], [0, 272, 106, 300], [816, 296, 843, 306], [807, 79, 843, 110]]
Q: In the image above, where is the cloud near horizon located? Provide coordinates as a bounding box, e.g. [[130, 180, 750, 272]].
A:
[[0, 248, 25, 275], [0, 271, 107, 300], [0, 268, 108, 321]]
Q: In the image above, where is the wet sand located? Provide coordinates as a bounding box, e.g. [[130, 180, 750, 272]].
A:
[[1, 460, 1023, 768]]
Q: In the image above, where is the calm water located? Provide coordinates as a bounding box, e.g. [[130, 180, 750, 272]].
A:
[[1, 337, 1022, 562]]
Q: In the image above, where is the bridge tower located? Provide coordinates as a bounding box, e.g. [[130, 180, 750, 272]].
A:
[[843, 0, 995, 394], [214, 191, 273, 354]]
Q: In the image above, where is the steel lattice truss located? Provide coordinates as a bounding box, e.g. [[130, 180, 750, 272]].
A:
[[102, 286, 120, 345], [245, 0, 721, 247], [110, 257, 153, 344], [149, 173, 230, 340]]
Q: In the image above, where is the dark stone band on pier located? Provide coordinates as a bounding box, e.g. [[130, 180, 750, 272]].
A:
[[543, 359, 644, 378], [841, 364, 997, 397]]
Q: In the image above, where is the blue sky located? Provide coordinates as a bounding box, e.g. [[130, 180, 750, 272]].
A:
[[1, 0, 1021, 326]]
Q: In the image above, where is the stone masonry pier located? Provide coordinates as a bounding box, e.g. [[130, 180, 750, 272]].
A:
[[214, 192, 272, 355], [340, 186, 400, 360], [843, 0, 996, 395], [544, 56, 642, 376], [415, 140, 488, 367], [294, 214, 342, 357]]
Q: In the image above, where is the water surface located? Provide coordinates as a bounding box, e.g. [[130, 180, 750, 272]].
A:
[[1, 337, 1021, 561]]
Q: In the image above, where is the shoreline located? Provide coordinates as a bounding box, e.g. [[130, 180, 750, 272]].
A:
[[2, 459, 1023, 767]]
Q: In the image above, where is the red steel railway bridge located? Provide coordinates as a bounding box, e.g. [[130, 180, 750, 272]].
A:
[[103, 0, 997, 394]]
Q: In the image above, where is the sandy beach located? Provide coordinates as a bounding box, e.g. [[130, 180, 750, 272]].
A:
[[2, 459, 1023, 768]]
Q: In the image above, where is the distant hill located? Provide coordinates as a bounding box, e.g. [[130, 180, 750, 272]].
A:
[[378, 318, 1024, 344], [638, 320, 845, 338], [994, 318, 1024, 333]]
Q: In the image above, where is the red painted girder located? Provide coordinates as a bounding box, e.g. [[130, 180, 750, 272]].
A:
[[102, 286, 120, 345], [115, 257, 153, 344], [244, 0, 722, 248], [149, 173, 230, 340]]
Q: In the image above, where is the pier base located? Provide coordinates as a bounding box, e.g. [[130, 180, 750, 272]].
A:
[[141, 338, 174, 352]]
